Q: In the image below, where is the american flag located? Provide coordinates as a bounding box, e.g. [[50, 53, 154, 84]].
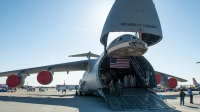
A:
[[110, 58, 130, 68]]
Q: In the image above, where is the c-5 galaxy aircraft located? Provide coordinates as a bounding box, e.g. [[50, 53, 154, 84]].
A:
[[0, 0, 187, 110]]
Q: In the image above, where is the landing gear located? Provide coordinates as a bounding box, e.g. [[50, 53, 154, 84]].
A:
[[75, 91, 78, 96], [79, 91, 82, 96]]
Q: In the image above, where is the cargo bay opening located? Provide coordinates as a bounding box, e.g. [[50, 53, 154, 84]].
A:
[[99, 56, 157, 88]]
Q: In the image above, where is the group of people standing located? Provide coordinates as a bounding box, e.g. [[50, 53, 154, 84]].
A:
[[109, 75, 137, 96], [124, 75, 137, 88], [109, 79, 123, 96], [179, 88, 194, 105]]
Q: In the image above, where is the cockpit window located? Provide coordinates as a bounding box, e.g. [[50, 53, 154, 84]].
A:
[[129, 35, 135, 39], [116, 35, 135, 42], [116, 37, 122, 42], [123, 35, 131, 39]]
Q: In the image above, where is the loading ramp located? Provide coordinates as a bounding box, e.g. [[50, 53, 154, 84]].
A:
[[102, 88, 170, 111]]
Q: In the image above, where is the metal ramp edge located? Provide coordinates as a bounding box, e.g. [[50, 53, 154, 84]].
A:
[[102, 88, 171, 111]]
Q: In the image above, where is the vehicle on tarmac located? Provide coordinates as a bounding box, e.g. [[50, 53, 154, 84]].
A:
[[27, 86, 35, 92], [56, 85, 78, 92], [0, 84, 8, 92], [39, 87, 45, 92]]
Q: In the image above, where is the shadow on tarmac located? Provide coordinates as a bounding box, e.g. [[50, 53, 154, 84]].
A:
[[162, 94, 199, 100], [0, 94, 113, 112], [0, 94, 182, 112], [184, 105, 199, 109], [27, 94, 75, 97]]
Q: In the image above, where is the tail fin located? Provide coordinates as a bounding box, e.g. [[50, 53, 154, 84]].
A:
[[192, 78, 198, 85]]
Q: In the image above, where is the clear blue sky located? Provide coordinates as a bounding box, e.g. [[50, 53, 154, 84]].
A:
[[0, 0, 200, 86]]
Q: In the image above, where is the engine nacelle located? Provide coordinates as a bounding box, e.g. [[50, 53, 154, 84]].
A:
[[156, 73, 177, 88], [6, 75, 25, 88], [37, 71, 53, 85], [168, 78, 178, 88], [160, 77, 177, 88], [156, 73, 161, 85]]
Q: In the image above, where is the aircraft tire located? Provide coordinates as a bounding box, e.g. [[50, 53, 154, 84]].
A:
[[79, 91, 82, 96], [76, 91, 78, 96]]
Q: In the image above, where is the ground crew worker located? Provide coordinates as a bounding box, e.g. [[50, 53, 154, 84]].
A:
[[109, 80, 115, 96], [188, 88, 194, 104], [130, 75, 134, 87], [133, 76, 137, 87], [124, 75, 128, 87], [115, 79, 123, 96], [180, 89, 186, 105]]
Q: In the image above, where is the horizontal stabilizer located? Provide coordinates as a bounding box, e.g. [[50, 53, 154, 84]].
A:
[[69, 52, 100, 59]]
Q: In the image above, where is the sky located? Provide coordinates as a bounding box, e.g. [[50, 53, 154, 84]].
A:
[[0, 0, 200, 86]]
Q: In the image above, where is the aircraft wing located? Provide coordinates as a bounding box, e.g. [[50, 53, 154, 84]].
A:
[[155, 71, 187, 82], [0, 60, 90, 77]]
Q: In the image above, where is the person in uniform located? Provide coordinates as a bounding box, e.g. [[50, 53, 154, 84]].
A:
[[188, 88, 194, 104], [130, 75, 134, 87], [124, 75, 128, 87], [133, 76, 137, 87], [127, 75, 131, 87], [109, 80, 115, 96], [180, 89, 186, 105], [115, 79, 123, 96]]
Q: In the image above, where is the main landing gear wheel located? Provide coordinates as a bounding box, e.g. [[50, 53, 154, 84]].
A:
[[79, 91, 82, 96]]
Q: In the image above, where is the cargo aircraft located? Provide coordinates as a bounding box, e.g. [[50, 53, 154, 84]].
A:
[[0, 0, 186, 97]]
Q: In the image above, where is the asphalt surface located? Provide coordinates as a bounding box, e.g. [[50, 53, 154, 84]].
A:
[[0, 89, 199, 112]]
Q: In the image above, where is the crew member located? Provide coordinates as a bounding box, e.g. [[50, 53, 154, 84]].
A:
[[115, 79, 123, 96], [180, 89, 186, 105], [124, 75, 128, 87], [130, 75, 134, 87], [133, 76, 137, 87], [127, 75, 131, 87], [109, 80, 115, 96], [188, 88, 194, 104]]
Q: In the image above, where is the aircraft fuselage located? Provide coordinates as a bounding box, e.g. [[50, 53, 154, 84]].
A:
[[79, 35, 156, 94]]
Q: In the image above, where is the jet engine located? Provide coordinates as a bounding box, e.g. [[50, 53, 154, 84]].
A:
[[6, 75, 25, 88], [157, 73, 177, 88], [156, 73, 161, 85], [37, 71, 53, 85]]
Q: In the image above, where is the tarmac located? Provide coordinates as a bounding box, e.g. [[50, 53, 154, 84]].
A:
[[0, 88, 199, 112]]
